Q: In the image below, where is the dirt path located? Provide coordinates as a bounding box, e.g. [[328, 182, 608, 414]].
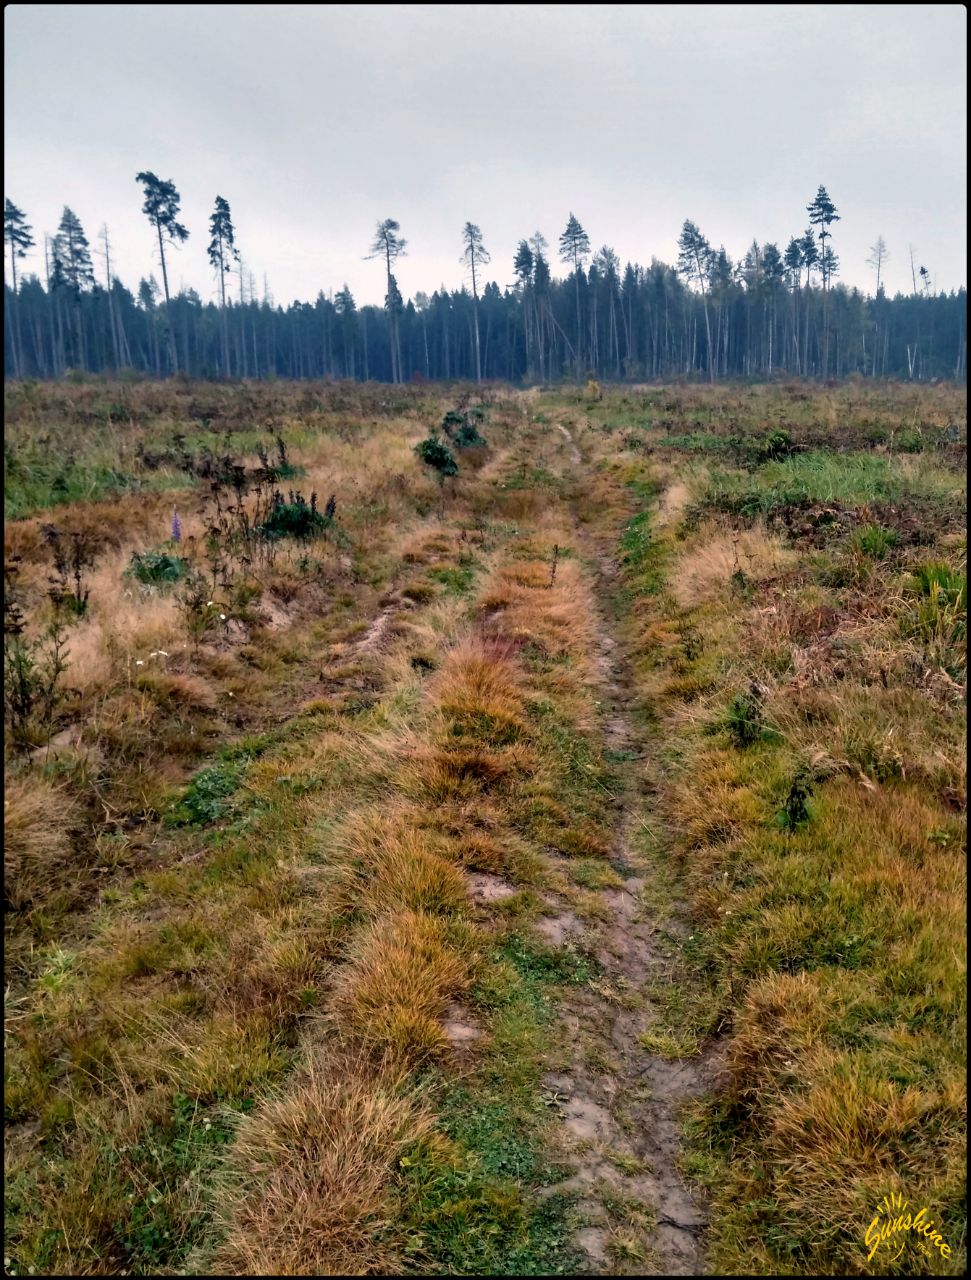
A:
[[540, 419, 712, 1275], [555, 420, 582, 465]]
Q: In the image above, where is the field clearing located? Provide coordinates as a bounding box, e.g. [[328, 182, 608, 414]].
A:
[[4, 378, 966, 1277]]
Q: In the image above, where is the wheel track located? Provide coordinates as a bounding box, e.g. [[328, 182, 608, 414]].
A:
[[538, 414, 714, 1275]]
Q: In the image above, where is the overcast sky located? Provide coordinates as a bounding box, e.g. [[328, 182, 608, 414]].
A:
[[4, 4, 967, 307]]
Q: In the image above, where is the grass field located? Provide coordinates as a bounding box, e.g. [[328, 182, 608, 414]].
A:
[[4, 377, 966, 1276]]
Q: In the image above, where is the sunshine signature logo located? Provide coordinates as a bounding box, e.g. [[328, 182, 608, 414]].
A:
[[865, 1191, 952, 1265]]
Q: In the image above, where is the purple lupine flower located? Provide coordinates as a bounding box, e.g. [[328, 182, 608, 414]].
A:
[[171, 510, 182, 543]]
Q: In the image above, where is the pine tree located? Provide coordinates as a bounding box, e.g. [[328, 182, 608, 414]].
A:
[[592, 246, 621, 375], [677, 220, 714, 381], [4, 199, 34, 377], [800, 229, 819, 284], [807, 186, 840, 288], [135, 171, 189, 372], [367, 219, 407, 383], [807, 186, 840, 375], [207, 195, 240, 377], [460, 222, 490, 383], [558, 213, 591, 374], [385, 273, 403, 380]]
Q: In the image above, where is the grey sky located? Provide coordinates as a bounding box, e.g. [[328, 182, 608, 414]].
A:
[[4, 3, 966, 307]]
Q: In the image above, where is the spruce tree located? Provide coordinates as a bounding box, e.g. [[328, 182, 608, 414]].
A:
[[51, 207, 94, 370]]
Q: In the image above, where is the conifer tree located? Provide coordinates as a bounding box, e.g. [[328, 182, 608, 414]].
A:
[[559, 213, 591, 374], [51, 207, 94, 370], [207, 195, 240, 377], [513, 239, 534, 378], [677, 219, 714, 381], [334, 284, 358, 378], [367, 219, 407, 382], [807, 185, 840, 288], [4, 199, 34, 377], [135, 171, 189, 371], [460, 222, 490, 382]]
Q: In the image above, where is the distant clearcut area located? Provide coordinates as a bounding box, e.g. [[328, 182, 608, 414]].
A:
[[4, 378, 966, 1277]]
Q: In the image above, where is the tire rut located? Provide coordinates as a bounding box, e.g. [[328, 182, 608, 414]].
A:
[[542, 417, 712, 1276]]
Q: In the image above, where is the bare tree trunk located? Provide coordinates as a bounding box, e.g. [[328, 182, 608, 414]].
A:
[[101, 227, 122, 370], [154, 218, 178, 373], [238, 260, 248, 378]]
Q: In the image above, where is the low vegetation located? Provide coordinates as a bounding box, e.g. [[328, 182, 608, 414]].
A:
[[4, 377, 966, 1277]]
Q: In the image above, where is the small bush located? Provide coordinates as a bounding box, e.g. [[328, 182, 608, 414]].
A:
[[722, 687, 766, 748], [4, 564, 71, 752], [454, 421, 486, 448], [259, 490, 327, 540], [415, 436, 458, 479], [778, 766, 814, 829], [128, 550, 189, 586], [168, 757, 249, 825]]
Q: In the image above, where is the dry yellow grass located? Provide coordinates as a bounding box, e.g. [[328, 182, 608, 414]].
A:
[[671, 522, 797, 608], [208, 1058, 426, 1277], [3, 771, 78, 910], [329, 910, 473, 1063]]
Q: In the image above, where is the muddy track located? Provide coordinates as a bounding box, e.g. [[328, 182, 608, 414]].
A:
[[540, 420, 713, 1276]]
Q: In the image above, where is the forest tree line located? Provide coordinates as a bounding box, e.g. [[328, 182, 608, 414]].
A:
[[4, 181, 967, 384]]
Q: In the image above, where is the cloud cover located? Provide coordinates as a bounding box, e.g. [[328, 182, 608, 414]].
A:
[[4, 3, 966, 306]]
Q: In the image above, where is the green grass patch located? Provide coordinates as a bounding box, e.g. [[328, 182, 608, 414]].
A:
[[706, 451, 959, 520], [4, 459, 195, 521], [398, 929, 591, 1275]]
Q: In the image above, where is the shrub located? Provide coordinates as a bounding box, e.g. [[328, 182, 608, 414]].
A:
[[722, 687, 766, 748], [128, 550, 189, 586], [41, 523, 98, 616], [455, 420, 486, 448], [259, 490, 327, 540], [415, 436, 458, 479], [4, 563, 71, 752]]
